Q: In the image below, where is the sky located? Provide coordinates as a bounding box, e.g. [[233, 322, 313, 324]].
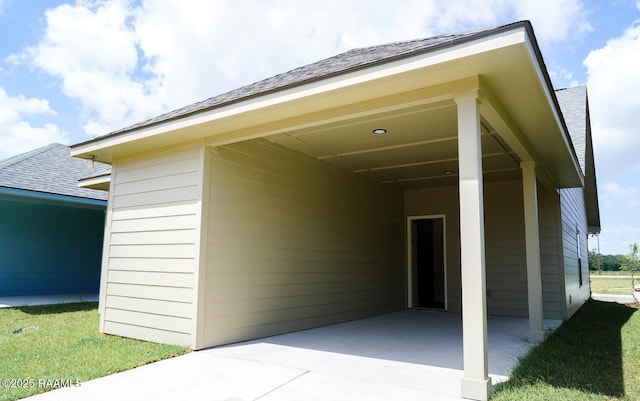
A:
[[0, 0, 638, 255]]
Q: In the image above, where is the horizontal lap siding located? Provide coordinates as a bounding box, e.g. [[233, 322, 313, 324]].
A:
[[405, 180, 564, 318], [0, 200, 104, 296], [203, 140, 405, 347], [483, 181, 528, 317], [101, 146, 203, 347], [537, 186, 564, 319], [560, 187, 590, 318]]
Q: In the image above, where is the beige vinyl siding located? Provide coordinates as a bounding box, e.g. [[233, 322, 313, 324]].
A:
[[100, 146, 204, 347], [405, 180, 564, 318], [537, 185, 564, 319], [483, 181, 527, 316], [203, 139, 405, 348], [560, 187, 590, 318]]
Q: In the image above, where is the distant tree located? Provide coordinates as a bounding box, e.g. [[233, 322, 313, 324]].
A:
[[589, 249, 603, 275], [600, 254, 625, 271], [621, 242, 640, 287]]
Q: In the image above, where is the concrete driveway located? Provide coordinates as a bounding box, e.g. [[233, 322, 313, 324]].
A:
[[25, 310, 561, 401], [591, 293, 635, 304]]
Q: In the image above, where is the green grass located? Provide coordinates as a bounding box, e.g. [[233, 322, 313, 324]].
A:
[[590, 274, 636, 295], [590, 270, 634, 276], [493, 299, 640, 401], [0, 302, 188, 401]]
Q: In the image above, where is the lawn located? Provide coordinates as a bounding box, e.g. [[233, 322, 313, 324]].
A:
[[493, 299, 640, 401], [590, 273, 636, 295], [0, 302, 188, 401]]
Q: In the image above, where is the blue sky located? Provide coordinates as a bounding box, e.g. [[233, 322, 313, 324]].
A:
[[0, 0, 639, 255]]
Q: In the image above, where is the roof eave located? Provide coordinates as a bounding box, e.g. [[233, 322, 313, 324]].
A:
[[0, 186, 107, 209], [70, 21, 584, 190]]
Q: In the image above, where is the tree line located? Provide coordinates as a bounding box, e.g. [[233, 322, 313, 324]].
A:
[[588, 250, 626, 271], [589, 243, 639, 280]]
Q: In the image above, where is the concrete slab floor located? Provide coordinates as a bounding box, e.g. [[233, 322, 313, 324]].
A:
[[24, 310, 562, 401], [0, 293, 98, 308]]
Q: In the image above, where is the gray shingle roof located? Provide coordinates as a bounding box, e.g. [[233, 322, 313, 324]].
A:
[[73, 21, 531, 146], [556, 86, 587, 174], [0, 143, 109, 201]]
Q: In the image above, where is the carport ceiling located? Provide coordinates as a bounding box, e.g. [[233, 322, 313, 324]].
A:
[[267, 102, 521, 190]]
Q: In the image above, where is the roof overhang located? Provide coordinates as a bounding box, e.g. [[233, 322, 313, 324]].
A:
[[0, 186, 107, 210], [71, 21, 583, 189], [78, 172, 111, 191]]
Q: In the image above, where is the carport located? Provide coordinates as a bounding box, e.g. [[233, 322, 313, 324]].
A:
[[71, 21, 587, 401], [27, 310, 562, 401]]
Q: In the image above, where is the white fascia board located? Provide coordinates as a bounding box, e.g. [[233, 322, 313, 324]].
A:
[[77, 174, 111, 190], [523, 34, 584, 185], [71, 29, 527, 159]]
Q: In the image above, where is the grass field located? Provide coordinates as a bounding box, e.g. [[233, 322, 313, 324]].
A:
[[494, 300, 640, 401], [0, 302, 188, 401], [590, 270, 635, 276], [590, 273, 637, 295]]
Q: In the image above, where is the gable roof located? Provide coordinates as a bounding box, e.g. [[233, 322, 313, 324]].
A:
[[0, 143, 109, 202]]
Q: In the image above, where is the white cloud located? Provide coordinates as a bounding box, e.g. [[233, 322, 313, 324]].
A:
[[0, 87, 69, 159], [602, 182, 639, 207], [9, 0, 590, 140], [511, 0, 592, 45], [547, 65, 581, 87], [584, 21, 640, 181], [16, 0, 168, 137]]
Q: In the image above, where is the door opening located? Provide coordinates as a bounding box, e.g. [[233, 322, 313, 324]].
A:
[[408, 216, 446, 310]]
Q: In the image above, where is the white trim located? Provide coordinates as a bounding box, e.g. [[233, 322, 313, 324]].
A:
[[456, 90, 491, 401], [98, 163, 116, 330], [521, 161, 544, 343], [406, 214, 448, 310], [77, 174, 111, 190], [192, 144, 211, 349], [522, 34, 583, 186]]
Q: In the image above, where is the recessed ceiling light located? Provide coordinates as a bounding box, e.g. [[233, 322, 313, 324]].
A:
[[372, 128, 387, 135]]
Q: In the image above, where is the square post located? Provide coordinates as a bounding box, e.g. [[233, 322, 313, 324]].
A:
[[521, 161, 545, 343], [455, 91, 491, 401]]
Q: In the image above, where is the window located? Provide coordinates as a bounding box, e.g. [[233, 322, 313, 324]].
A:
[[577, 227, 583, 287]]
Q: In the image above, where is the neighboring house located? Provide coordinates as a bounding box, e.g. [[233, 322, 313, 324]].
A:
[[71, 21, 599, 401], [0, 143, 109, 297]]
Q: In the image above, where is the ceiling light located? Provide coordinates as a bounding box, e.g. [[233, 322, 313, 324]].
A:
[[372, 128, 387, 135]]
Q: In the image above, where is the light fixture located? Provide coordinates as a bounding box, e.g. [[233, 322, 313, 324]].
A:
[[87, 154, 97, 169], [372, 128, 387, 135]]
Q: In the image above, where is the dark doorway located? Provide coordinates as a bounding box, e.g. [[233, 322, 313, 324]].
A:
[[410, 217, 446, 309]]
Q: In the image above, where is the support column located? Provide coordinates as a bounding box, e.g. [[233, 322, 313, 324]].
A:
[[455, 91, 491, 401], [521, 161, 545, 343]]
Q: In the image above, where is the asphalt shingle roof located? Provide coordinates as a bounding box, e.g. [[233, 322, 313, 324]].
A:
[[0, 143, 109, 201], [74, 21, 530, 145], [556, 86, 587, 175]]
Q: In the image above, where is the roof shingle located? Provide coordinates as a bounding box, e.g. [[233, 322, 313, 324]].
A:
[[0, 143, 109, 201], [556, 86, 587, 175], [74, 21, 529, 145]]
